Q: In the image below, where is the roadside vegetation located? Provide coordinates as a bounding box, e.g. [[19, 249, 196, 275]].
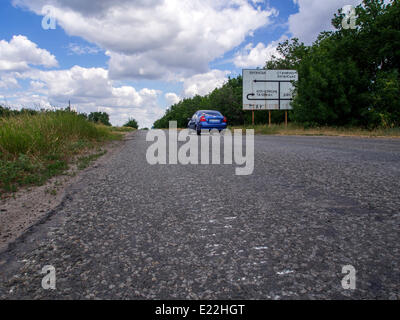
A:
[[111, 126, 136, 133], [0, 107, 129, 195], [123, 118, 139, 129], [87, 111, 112, 126], [230, 124, 400, 138], [153, 0, 400, 133]]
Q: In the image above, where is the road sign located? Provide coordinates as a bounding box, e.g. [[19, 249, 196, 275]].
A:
[[242, 69, 298, 110]]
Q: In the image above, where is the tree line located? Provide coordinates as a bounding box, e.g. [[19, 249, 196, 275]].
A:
[[154, 0, 399, 129], [0, 106, 139, 129]]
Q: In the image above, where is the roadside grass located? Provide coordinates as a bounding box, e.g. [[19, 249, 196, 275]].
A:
[[77, 150, 107, 170], [0, 111, 123, 195], [111, 126, 135, 133], [229, 123, 400, 138]]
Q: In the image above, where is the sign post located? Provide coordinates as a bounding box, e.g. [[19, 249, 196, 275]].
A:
[[242, 69, 298, 126], [285, 111, 288, 127], [269, 111, 271, 127]]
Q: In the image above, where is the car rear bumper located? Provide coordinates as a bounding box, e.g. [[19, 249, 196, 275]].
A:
[[198, 123, 227, 130]]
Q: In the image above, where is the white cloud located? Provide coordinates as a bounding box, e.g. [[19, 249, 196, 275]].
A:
[[0, 34, 163, 128], [3, 1, 283, 126], [29, 80, 46, 91], [24, 66, 113, 101], [165, 92, 181, 106], [13, 65, 163, 127], [0, 35, 58, 71], [12, 0, 162, 16], [183, 69, 230, 97], [288, 0, 362, 44], [0, 74, 20, 89], [13, 0, 277, 80], [233, 40, 282, 68], [90, 105, 165, 129], [0, 90, 52, 109]]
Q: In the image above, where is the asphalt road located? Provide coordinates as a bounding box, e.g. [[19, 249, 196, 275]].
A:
[[0, 131, 399, 299]]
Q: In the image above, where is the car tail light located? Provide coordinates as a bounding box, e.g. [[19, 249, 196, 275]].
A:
[[200, 116, 206, 122], [223, 117, 227, 123]]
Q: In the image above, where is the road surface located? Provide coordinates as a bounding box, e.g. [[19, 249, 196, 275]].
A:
[[0, 131, 399, 299]]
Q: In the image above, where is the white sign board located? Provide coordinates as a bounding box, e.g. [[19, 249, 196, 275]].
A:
[[242, 69, 298, 110]]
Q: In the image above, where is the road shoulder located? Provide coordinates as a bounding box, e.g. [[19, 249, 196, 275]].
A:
[[0, 131, 136, 252]]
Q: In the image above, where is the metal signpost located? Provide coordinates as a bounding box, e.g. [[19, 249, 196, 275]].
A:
[[242, 69, 298, 126]]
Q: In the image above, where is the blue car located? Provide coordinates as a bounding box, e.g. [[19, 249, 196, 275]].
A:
[[187, 110, 227, 135]]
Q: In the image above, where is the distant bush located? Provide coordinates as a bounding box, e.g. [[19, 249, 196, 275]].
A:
[[88, 111, 112, 126], [124, 118, 139, 129], [0, 106, 39, 117]]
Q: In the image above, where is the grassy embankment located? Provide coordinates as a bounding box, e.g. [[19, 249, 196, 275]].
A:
[[0, 111, 133, 195], [229, 123, 400, 138]]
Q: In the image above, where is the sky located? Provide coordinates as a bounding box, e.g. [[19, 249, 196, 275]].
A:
[[0, 0, 362, 128]]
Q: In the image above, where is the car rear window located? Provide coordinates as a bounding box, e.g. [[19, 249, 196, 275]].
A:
[[202, 111, 221, 116]]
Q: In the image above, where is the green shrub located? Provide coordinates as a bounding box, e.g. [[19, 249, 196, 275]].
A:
[[124, 118, 139, 129]]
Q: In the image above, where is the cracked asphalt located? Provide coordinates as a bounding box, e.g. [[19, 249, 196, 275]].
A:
[[0, 131, 399, 299]]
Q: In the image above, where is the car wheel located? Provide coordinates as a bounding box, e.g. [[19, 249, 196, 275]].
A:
[[196, 126, 201, 136]]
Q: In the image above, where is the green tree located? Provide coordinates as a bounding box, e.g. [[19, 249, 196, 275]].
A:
[[88, 112, 111, 126], [124, 118, 139, 129], [153, 77, 246, 128], [265, 38, 309, 70], [153, 0, 399, 129], [292, 0, 399, 127]]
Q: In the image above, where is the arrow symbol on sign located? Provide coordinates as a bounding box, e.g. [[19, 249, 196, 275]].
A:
[[247, 93, 270, 101], [253, 80, 295, 83], [247, 93, 292, 102]]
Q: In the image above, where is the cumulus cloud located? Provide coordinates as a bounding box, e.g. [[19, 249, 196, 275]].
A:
[[29, 80, 46, 92], [0, 89, 52, 109], [13, 0, 277, 80], [233, 40, 283, 68], [0, 74, 20, 89], [4, 1, 283, 126], [0, 35, 58, 71], [12, 65, 163, 127], [165, 92, 181, 106], [0, 34, 164, 127], [183, 69, 230, 97], [13, 0, 161, 16], [288, 0, 362, 44]]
